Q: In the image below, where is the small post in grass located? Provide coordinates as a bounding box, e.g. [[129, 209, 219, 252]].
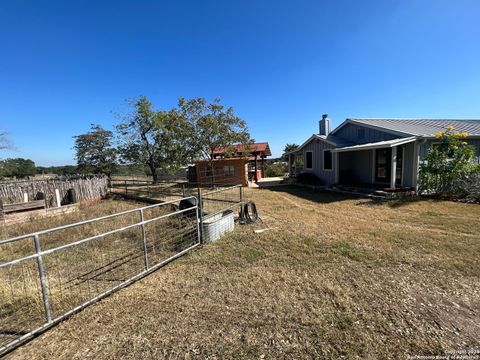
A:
[[139, 209, 149, 270], [197, 187, 204, 244], [33, 234, 53, 323]]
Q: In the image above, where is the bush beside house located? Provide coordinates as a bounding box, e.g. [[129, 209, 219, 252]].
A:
[[419, 127, 480, 201]]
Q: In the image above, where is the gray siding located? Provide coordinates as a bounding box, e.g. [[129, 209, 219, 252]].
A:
[[402, 142, 415, 187], [296, 138, 336, 185], [419, 138, 480, 162], [334, 123, 401, 144]]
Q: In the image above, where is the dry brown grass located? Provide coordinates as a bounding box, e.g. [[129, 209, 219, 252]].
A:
[[5, 186, 480, 359], [0, 197, 196, 352]]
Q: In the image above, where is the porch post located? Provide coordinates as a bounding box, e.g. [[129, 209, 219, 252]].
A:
[[390, 146, 397, 190], [334, 152, 339, 184], [288, 154, 292, 176], [261, 156, 265, 178]]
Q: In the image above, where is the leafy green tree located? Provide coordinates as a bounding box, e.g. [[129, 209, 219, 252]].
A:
[[419, 126, 479, 196], [266, 162, 287, 177], [175, 97, 251, 182], [283, 143, 299, 153], [74, 124, 116, 177], [176, 97, 250, 161], [36, 165, 78, 176], [172, 98, 253, 183], [283, 143, 299, 160], [116, 96, 189, 182], [0, 158, 36, 178]]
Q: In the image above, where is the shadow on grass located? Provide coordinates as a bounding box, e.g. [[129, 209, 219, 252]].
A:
[[261, 184, 429, 208]]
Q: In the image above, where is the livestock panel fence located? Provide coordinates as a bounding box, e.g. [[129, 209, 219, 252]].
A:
[[0, 182, 246, 356], [110, 179, 239, 201], [0, 196, 201, 356]]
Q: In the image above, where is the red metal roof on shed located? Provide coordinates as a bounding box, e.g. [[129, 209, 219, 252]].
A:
[[212, 142, 271, 156]]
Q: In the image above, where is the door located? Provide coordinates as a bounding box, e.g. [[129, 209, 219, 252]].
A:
[[375, 148, 391, 183], [375, 148, 403, 185]]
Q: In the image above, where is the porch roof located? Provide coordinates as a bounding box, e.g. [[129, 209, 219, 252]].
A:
[[332, 136, 417, 153]]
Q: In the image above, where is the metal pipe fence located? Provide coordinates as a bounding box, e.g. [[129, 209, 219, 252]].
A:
[[0, 196, 200, 356], [110, 180, 240, 204], [0, 182, 245, 356]]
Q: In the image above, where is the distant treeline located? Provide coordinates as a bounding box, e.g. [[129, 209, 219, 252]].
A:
[[1, 158, 153, 179], [37, 164, 151, 176]]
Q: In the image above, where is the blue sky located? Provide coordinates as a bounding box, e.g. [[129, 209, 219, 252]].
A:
[[1, 0, 480, 165]]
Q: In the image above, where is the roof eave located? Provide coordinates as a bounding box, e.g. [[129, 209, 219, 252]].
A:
[[332, 136, 418, 153]]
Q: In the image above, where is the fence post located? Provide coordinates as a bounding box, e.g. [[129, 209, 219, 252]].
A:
[[33, 234, 53, 323], [124, 180, 128, 195], [195, 200, 201, 245], [239, 185, 245, 219], [182, 184, 186, 197], [55, 189, 61, 207], [139, 209, 149, 270], [197, 187, 204, 244]]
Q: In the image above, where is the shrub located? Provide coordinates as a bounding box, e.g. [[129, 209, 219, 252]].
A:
[[418, 126, 480, 199], [459, 170, 480, 201], [296, 172, 323, 186], [266, 163, 287, 177]]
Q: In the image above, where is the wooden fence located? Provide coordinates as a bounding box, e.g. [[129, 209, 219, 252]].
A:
[[0, 176, 109, 208]]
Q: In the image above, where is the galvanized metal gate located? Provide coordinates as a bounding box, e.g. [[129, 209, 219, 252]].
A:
[[0, 197, 200, 356]]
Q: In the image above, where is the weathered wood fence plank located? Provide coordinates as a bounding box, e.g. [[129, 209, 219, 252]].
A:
[[0, 176, 108, 209]]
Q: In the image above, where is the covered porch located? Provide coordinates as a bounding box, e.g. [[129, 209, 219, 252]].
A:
[[333, 137, 418, 191]]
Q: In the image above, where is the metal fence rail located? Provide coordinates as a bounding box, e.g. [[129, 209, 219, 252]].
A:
[[199, 185, 244, 220], [0, 196, 200, 356], [109, 180, 238, 200]]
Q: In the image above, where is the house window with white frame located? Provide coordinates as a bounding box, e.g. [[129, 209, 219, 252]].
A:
[[323, 150, 333, 170], [305, 151, 313, 169], [224, 165, 235, 177]]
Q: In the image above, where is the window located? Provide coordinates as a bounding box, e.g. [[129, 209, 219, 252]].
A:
[[224, 165, 235, 177], [305, 151, 313, 169], [295, 153, 304, 168], [205, 165, 213, 177], [323, 150, 333, 170], [358, 128, 365, 140]]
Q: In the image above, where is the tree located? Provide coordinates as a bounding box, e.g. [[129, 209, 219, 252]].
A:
[[74, 124, 116, 177], [418, 126, 479, 197], [283, 143, 299, 154], [282, 143, 299, 160], [116, 96, 189, 182], [36, 165, 78, 176], [0, 158, 36, 178], [176, 97, 251, 161], [175, 97, 251, 183]]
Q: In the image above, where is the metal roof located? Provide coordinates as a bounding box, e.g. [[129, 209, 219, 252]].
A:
[[336, 118, 480, 137], [332, 137, 417, 152], [212, 142, 271, 156]]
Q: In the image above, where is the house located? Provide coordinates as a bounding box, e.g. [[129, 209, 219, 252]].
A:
[[288, 115, 480, 191], [195, 142, 271, 186]]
